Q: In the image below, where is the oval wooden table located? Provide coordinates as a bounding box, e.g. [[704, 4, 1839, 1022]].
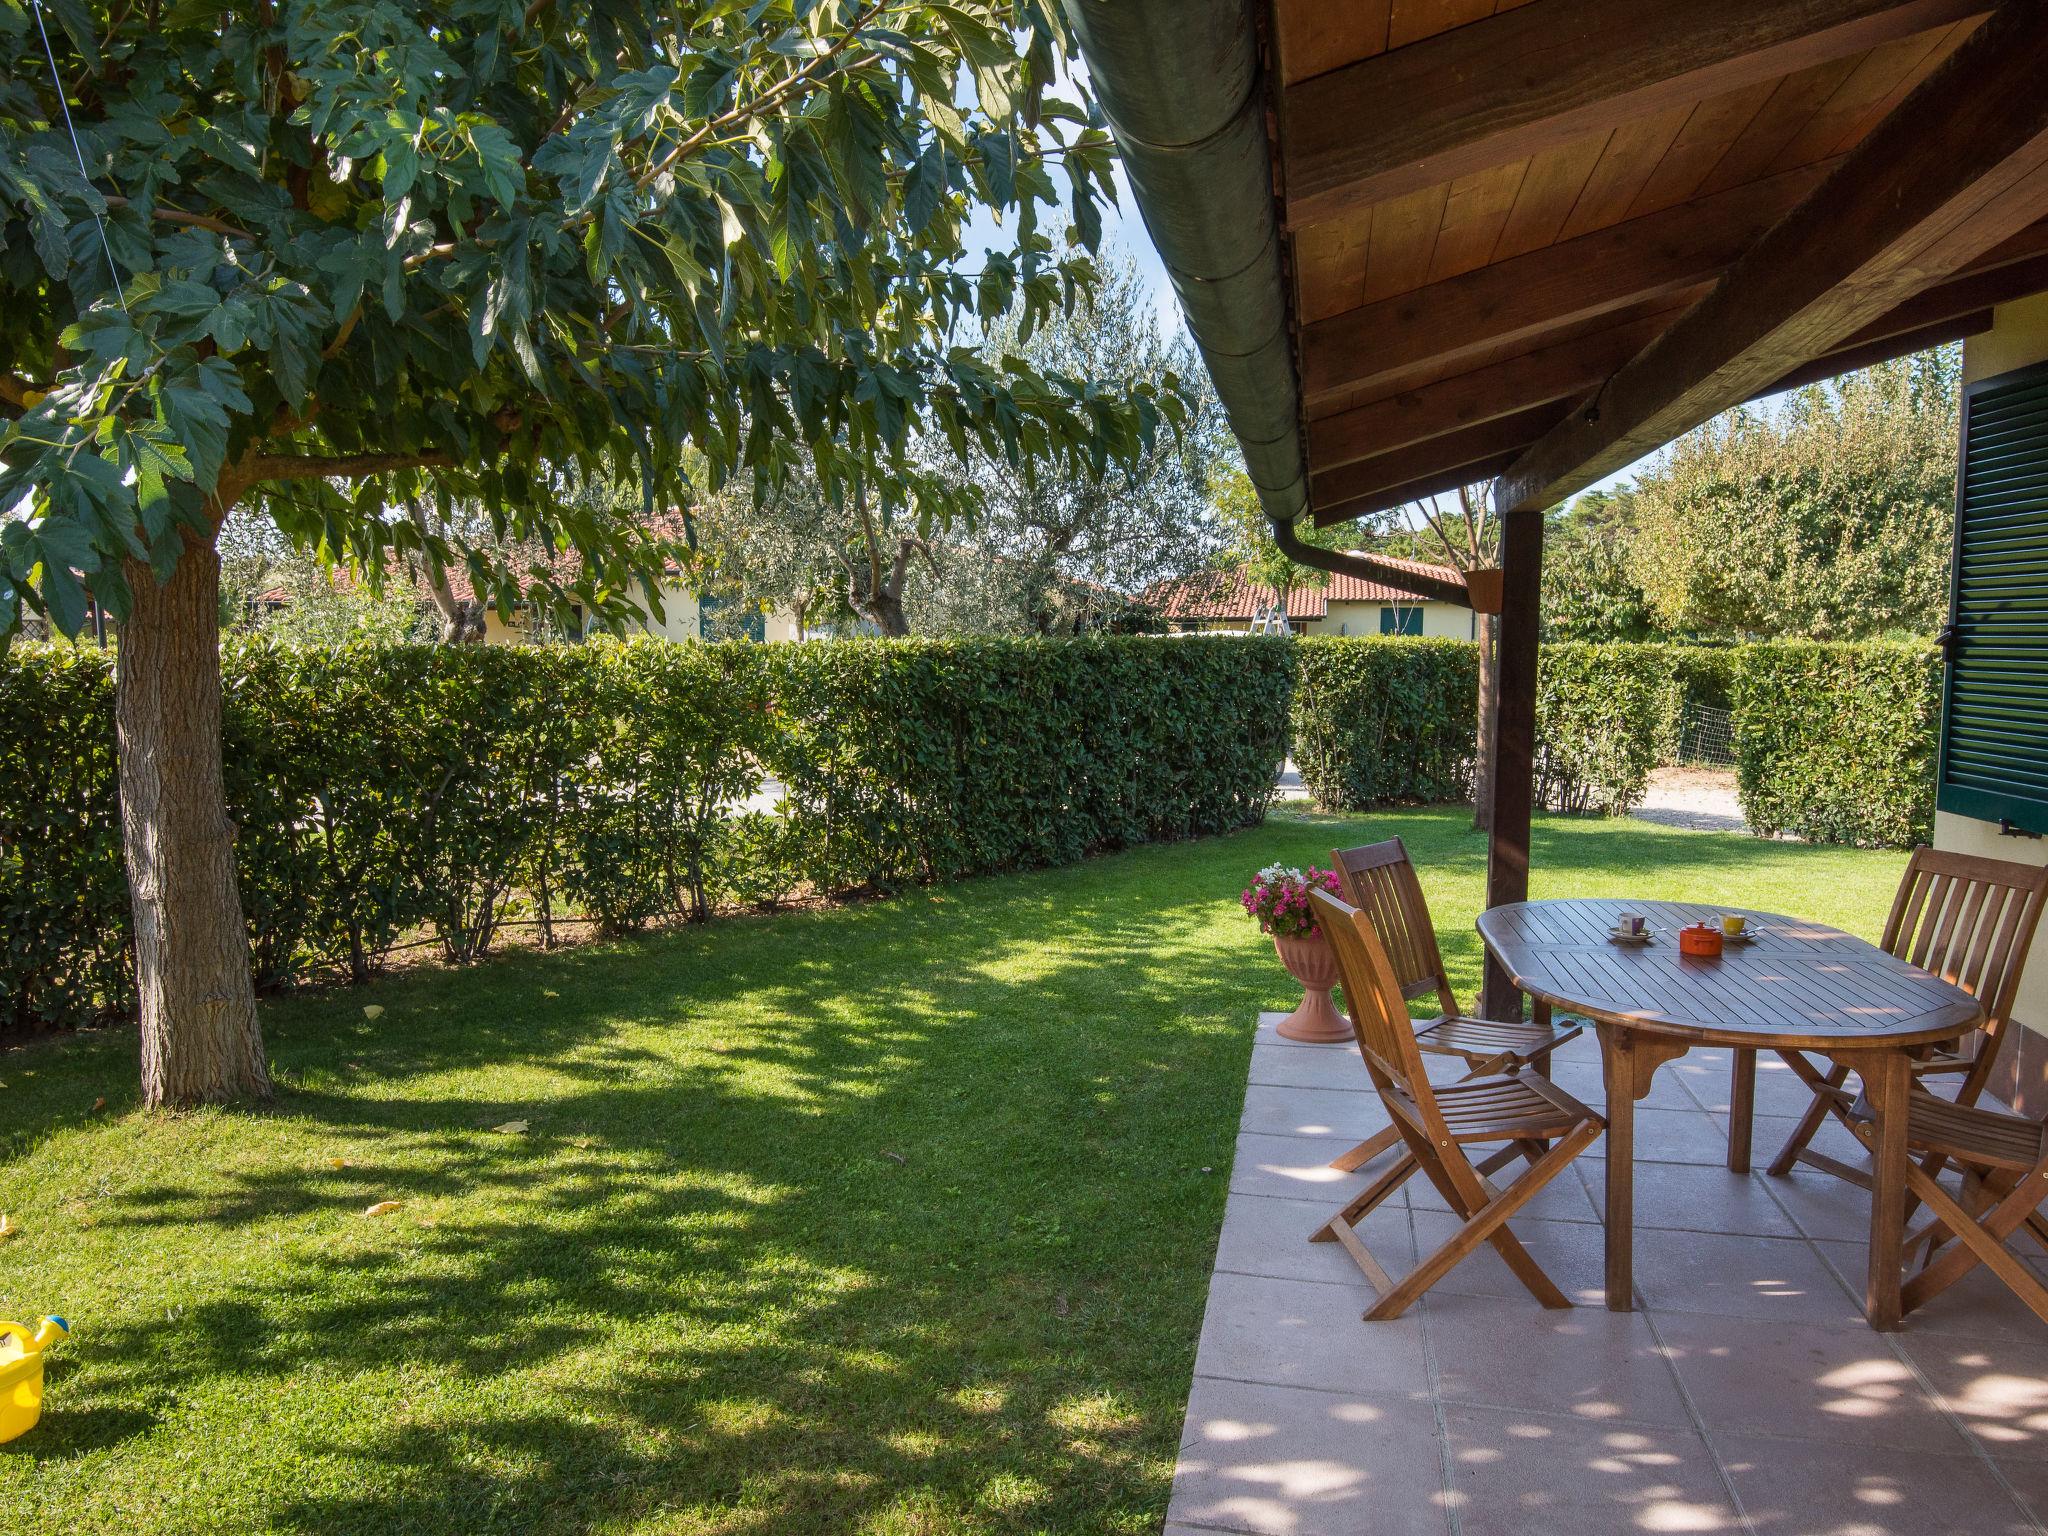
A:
[[1476, 897, 1985, 1330]]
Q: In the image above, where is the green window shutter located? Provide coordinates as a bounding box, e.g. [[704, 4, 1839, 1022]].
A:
[[1379, 605, 1422, 636], [1938, 361, 2048, 834]]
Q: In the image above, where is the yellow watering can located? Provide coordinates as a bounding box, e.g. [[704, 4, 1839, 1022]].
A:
[[0, 1316, 68, 1443]]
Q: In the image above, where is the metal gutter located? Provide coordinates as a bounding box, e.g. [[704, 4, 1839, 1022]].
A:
[[1060, 0, 1475, 608]]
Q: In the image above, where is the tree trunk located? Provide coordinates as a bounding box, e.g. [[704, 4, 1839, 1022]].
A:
[[115, 518, 271, 1108], [868, 589, 911, 637], [1472, 609, 1498, 832]]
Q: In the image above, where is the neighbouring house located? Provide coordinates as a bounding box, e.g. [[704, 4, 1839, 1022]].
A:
[[1144, 555, 1474, 638]]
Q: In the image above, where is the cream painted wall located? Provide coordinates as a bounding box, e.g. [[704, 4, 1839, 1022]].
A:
[[1945, 296, 2048, 1034], [1319, 599, 1475, 639]]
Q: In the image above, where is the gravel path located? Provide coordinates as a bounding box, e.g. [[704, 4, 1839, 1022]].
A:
[[1630, 765, 1749, 834]]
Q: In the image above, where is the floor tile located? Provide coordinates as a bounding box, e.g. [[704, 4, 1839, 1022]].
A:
[[1406, 1157, 1600, 1224], [1763, 1167, 1877, 1243], [1633, 1229, 1867, 1325], [1715, 1429, 2038, 1536], [1581, 1162, 1803, 1237], [1441, 1404, 1742, 1536], [1982, 1458, 2048, 1533], [1728, 1111, 1874, 1171], [1815, 1239, 2048, 1342], [1679, 1051, 1844, 1116], [1623, 1106, 1746, 1166], [1214, 1192, 1416, 1288], [1425, 1289, 1692, 1425], [1655, 1311, 1973, 1453], [1229, 1132, 1388, 1203], [1193, 1271, 1432, 1397], [1167, 1375, 1452, 1536], [1413, 1210, 1609, 1307], [1904, 1335, 2048, 1458], [1547, 1058, 1696, 1111], [1238, 1082, 1390, 1141], [1249, 1041, 1367, 1091]]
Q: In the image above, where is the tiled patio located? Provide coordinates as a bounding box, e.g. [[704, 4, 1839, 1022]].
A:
[[1169, 1015, 2048, 1536]]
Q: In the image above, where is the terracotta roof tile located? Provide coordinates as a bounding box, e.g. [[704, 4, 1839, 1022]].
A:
[[1144, 554, 1463, 620]]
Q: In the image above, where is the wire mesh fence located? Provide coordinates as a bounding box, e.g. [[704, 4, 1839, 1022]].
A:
[[1675, 702, 1738, 768]]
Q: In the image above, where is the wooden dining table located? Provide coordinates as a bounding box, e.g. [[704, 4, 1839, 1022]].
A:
[[1476, 897, 1986, 1330]]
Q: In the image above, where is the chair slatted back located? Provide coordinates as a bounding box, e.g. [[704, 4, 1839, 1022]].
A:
[[1330, 839, 1459, 1016], [1311, 888, 1451, 1140], [1882, 847, 2048, 1046]]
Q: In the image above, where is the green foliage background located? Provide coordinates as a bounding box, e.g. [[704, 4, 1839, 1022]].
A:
[[1734, 641, 1943, 848], [0, 635, 1292, 1030]]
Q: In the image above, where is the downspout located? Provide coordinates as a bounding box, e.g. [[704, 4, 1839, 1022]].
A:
[[1060, 0, 1474, 607]]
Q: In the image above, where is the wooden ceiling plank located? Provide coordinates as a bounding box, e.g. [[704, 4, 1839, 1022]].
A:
[[1300, 161, 1828, 407], [1553, 104, 1693, 241], [1694, 53, 1863, 197], [1813, 16, 1977, 158], [1274, 0, 1393, 86], [1494, 4, 2048, 516], [1489, 132, 1611, 263], [1360, 182, 1452, 306], [1388, 0, 1495, 53], [1625, 81, 1781, 220], [1294, 214, 1374, 325], [1764, 23, 1955, 172], [1426, 160, 1532, 283], [1762, 311, 1992, 396], [1283, 0, 1989, 227]]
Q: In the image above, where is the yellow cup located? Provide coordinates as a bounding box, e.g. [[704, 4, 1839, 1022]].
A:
[[1720, 914, 1748, 937]]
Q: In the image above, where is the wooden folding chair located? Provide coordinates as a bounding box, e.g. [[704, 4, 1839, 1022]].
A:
[[1307, 888, 1605, 1320], [1761, 847, 2048, 1186], [1326, 838, 1582, 1175], [1835, 1093, 2048, 1327]]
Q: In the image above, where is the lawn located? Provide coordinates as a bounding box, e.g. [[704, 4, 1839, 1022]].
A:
[[0, 807, 1909, 1535]]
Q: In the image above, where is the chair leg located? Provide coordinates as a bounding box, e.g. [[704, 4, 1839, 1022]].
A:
[[1328, 1124, 1400, 1173], [1767, 1060, 1850, 1177], [1365, 1121, 1599, 1321], [1312, 1150, 1417, 1244], [1901, 1162, 2048, 1326]]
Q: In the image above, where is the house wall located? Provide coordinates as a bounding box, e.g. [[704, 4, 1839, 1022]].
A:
[[1949, 294, 2048, 1112], [1319, 599, 1475, 639]]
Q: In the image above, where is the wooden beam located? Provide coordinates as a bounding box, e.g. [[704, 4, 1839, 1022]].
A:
[[1310, 404, 1571, 512], [1300, 163, 1827, 408], [1307, 234, 2048, 479], [1762, 311, 1991, 395], [1480, 508, 1544, 1022], [1496, 2, 2048, 516], [1311, 454, 1525, 529], [1284, 0, 1986, 227]]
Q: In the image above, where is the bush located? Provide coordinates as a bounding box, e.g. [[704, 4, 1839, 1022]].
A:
[[0, 634, 1292, 1029], [0, 647, 126, 1031], [1292, 638, 1664, 815], [1536, 643, 1666, 815], [1732, 641, 1941, 848], [1291, 638, 1478, 810]]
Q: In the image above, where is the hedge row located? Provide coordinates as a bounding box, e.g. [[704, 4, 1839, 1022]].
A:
[[1292, 638, 1690, 816], [1, 635, 1293, 1031], [1733, 641, 1942, 848], [1292, 636, 1939, 843]]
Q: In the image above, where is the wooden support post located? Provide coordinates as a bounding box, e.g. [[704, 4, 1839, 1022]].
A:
[[1481, 504, 1544, 1021]]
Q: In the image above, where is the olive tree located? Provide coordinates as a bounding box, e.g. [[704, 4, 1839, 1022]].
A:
[[0, 1, 1176, 1105]]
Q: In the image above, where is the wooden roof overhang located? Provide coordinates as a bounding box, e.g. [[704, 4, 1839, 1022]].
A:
[[1269, 0, 2048, 530]]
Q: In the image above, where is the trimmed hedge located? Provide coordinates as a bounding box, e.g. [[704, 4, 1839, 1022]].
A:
[[1732, 641, 1942, 848], [0, 635, 1292, 1031], [1291, 638, 1479, 811], [1293, 638, 1665, 815]]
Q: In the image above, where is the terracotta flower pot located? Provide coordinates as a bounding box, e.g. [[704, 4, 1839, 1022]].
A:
[[1272, 931, 1353, 1043]]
